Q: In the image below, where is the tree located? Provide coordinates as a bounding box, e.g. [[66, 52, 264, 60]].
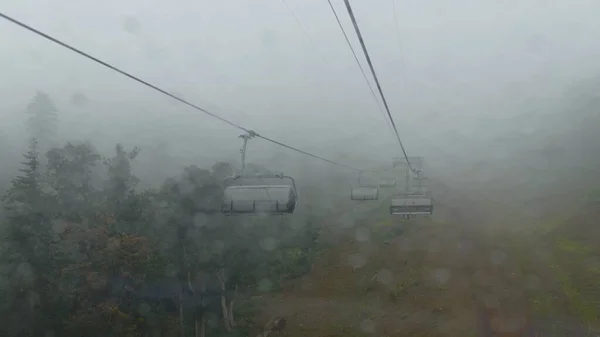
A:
[[0, 136, 325, 337], [45, 142, 102, 220], [24, 91, 59, 149], [0, 138, 57, 337]]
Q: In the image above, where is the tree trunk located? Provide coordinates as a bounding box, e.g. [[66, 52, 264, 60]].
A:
[[200, 316, 206, 337], [179, 288, 186, 337], [216, 269, 232, 331], [228, 299, 236, 327], [220, 294, 232, 331], [228, 284, 238, 327]]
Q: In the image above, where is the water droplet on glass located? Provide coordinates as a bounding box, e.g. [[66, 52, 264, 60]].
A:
[[431, 268, 450, 285], [164, 263, 178, 277], [212, 240, 225, 255], [122, 16, 141, 34], [376, 269, 393, 285], [360, 319, 376, 334], [258, 278, 272, 292], [490, 250, 507, 265], [137, 302, 151, 316], [206, 312, 219, 328], [524, 275, 540, 290], [399, 237, 413, 252], [261, 237, 278, 251], [194, 213, 209, 227], [428, 239, 441, 253], [16, 262, 34, 285], [355, 227, 370, 242], [71, 91, 89, 107], [348, 253, 367, 269]]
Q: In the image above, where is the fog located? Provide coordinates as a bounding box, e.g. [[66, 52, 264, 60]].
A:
[[2, 0, 600, 335], [1, 0, 599, 173]]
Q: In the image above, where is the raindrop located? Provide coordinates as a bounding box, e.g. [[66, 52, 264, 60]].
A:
[[137, 302, 151, 316], [473, 270, 492, 286], [376, 269, 393, 285], [428, 239, 441, 253], [261, 237, 278, 251], [206, 312, 219, 328], [16, 262, 34, 285], [142, 44, 167, 61], [360, 319, 376, 334], [431, 268, 450, 285], [177, 180, 193, 195], [29, 49, 43, 61], [355, 227, 370, 242], [71, 91, 89, 107], [339, 213, 355, 228], [28, 291, 40, 308], [490, 250, 507, 265], [212, 240, 225, 255], [524, 275, 540, 290], [196, 271, 210, 283], [257, 278, 272, 292], [198, 250, 212, 263], [52, 220, 68, 234], [193, 213, 209, 227], [526, 33, 548, 55], [262, 29, 278, 48], [348, 253, 367, 269], [88, 272, 107, 290], [482, 293, 500, 309], [290, 217, 304, 230], [164, 263, 178, 277], [398, 237, 414, 252], [258, 211, 269, 221], [122, 15, 141, 34]]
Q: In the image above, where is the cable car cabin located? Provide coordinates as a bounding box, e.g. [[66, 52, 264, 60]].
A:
[[351, 186, 379, 200], [378, 179, 397, 188], [390, 194, 433, 218], [222, 185, 297, 214]]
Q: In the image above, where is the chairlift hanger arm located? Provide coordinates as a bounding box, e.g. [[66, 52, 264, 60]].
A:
[[239, 131, 258, 173]]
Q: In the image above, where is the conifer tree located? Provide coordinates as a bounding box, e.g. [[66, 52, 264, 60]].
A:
[[25, 91, 59, 149]]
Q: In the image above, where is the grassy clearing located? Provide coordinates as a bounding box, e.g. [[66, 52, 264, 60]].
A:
[[250, 182, 600, 336]]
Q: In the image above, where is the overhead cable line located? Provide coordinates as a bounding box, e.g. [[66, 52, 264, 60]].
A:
[[390, 0, 411, 95], [341, 0, 417, 174], [280, 0, 331, 68], [0, 11, 360, 172], [325, 0, 394, 135]]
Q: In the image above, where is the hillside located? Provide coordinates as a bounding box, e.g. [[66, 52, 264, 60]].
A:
[[249, 176, 600, 336]]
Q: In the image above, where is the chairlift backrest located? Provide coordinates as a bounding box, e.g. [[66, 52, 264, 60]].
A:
[[351, 186, 379, 200], [378, 178, 397, 188], [222, 174, 298, 215], [389, 193, 433, 216]]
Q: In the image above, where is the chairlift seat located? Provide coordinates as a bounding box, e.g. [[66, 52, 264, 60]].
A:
[[378, 179, 397, 188], [390, 193, 433, 216], [351, 186, 379, 200], [222, 185, 296, 214]]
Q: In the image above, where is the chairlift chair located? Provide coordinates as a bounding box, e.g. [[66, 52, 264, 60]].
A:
[[221, 132, 299, 215], [351, 186, 379, 200], [350, 171, 379, 201], [378, 178, 397, 188], [222, 174, 298, 215], [389, 193, 433, 219]]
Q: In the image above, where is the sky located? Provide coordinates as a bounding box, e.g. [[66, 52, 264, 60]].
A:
[[2, 0, 600, 170]]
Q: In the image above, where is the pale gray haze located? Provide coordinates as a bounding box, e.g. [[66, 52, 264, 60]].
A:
[[3, 0, 600, 174], [2, 1, 600, 335]]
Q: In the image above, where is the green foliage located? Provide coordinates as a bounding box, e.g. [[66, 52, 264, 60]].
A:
[[0, 136, 322, 337]]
